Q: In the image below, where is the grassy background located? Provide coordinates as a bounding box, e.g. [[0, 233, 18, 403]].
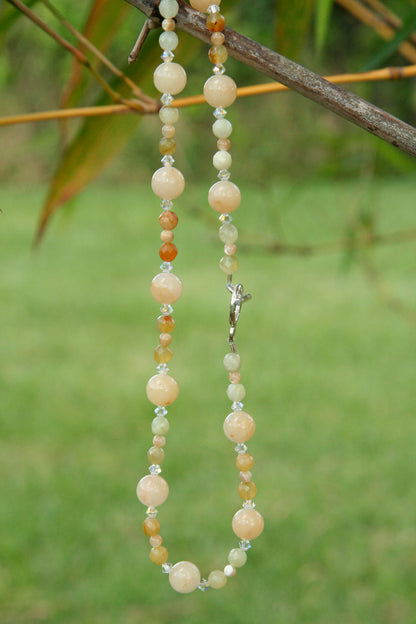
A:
[[0, 180, 416, 623]]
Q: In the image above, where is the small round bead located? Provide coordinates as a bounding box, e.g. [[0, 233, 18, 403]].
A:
[[206, 12, 226, 32], [232, 508, 264, 540], [157, 314, 175, 333], [219, 223, 238, 244], [224, 564, 236, 577], [159, 0, 179, 19], [159, 106, 179, 125], [159, 332, 172, 346], [159, 137, 176, 156], [220, 255, 239, 274], [212, 118, 232, 138], [229, 371, 241, 383], [224, 243, 237, 256], [228, 548, 247, 568], [211, 32, 225, 45], [209, 44, 228, 64], [161, 230, 174, 243], [153, 435, 166, 447], [208, 181, 241, 213], [217, 138, 231, 151], [159, 210, 178, 230], [159, 31, 179, 50], [169, 561, 201, 594], [226, 382, 245, 402], [159, 242, 178, 262], [152, 166, 185, 200], [208, 569, 227, 589], [223, 411, 255, 443], [162, 124, 176, 138], [162, 18, 175, 31], [137, 474, 169, 507], [204, 75, 237, 108], [152, 415, 170, 435], [153, 62, 187, 96], [189, 0, 220, 10], [151, 273, 182, 304], [236, 453, 254, 471], [143, 517, 160, 536], [150, 545, 169, 565], [150, 534, 163, 547], [147, 445, 165, 464], [213, 150, 232, 170], [223, 352, 241, 372], [146, 373, 179, 406], [239, 470, 252, 482], [238, 480, 257, 500], [154, 344, 173, 364]]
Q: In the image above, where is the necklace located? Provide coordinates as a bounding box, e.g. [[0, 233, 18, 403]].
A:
[[136, 0, 264, 594]]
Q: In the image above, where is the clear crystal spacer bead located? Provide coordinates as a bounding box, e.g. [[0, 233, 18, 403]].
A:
[[161, 155, 175, 166], [207, 4, 220, 13], [155, 406, 168, 417], [161, 199, 173, 211], [235, 443, 248, 454], [149, 464, 162, 475], [218, 169, 231, 181], [146, 506, 158, 518], [213, 64, 225, 75], [160, 304, 173, 314], [213, 107, 227, 119], [198, 579, 210, 592], [232, 401, 244, 411], [156, 364, 169, 373], [162, 562, 173, 574], [242, 500, 256, 510], [239, 539, 251, 551], [160, 261, 173, 273], [161, 93, 173, 106], [219, 213, 232, 224], [161, 50, 174, 62]]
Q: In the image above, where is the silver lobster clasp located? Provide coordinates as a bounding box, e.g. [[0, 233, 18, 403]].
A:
[[226, 278, 251, 350]]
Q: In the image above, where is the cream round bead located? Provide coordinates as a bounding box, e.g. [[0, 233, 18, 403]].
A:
[[232, 508, 264, 540], [228, 547, 247, 568], [162, 124, 176, 138], [151, 415, 170, 435], [159, 30, 179, 50], [208, 569, 227, 589], [213, 150, 232, 170], [153, 62, 187, 96], [146, 373, 179, 406], [159, 0, 179, 19], [219, 223, 238, 244], [204, 75, 237, 108], [160, 230, 174, 243], [223, 352, 241, 372], [226, 383, 246, 402], [212, 119, 232, 138], [169, 561, 201, 593], [211, 32, 225, 45], [151, 272, 183, 304], [223, 411, 255, 443], [151, 166, 185, 200], [136, 474, 169, 507], [159, 106, 179, 125], [208, 181, 241, 213], [189, 0, 220, 11]]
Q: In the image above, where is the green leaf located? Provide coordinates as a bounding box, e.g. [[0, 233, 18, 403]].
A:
[[275, 0, 314, 60], [314, 0, 334, 52], [362, 6, 416, 70]]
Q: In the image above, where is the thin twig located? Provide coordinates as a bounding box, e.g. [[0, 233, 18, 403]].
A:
[[129, 18, 155, 63], [124, 0, 416, 158]]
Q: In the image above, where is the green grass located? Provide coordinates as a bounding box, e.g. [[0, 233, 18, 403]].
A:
[[0, 179, 416, 624]]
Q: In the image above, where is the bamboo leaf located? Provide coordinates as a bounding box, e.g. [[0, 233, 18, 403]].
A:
[[275, 0, 314, 60], [363, 6, 416, 70], [314, 0, 334, 52]]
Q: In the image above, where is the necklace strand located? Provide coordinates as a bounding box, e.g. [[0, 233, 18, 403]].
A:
[[136, 0, 264, 593]]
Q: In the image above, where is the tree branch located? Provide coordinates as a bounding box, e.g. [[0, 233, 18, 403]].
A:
[[123, 0, 416, 158]]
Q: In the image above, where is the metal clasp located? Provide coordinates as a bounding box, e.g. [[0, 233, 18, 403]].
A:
[[226, 276, 251, 351]]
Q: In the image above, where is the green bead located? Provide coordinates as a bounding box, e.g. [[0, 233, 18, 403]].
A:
[[220, 255, 239, 274]]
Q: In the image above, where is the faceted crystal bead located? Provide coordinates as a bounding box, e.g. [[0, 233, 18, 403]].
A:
[[207, 3, 220, 13], [161, 155, 175, 165], [232, 401, 244, 411], [213, 64, 226, 75], [161, 50, 175, 62], [162, 562, 173, 574], [156, 363, 169, 373], [155, 406, 168, 417], [146, 506, 158, 518], [149, 464, 162, 475], [161, 93, 174, 106], [218, 169, 231, 180], [219, 213, 232, 224], [239, 539, 251, 551], [160, 304, 173, 314], [235, 443, 248, 454], [161, 199, 173, 211], [198, 579, 210, 592], [160, 262, 173, 273], [242, 499, 256, 509], [213, 107, 227, 119]]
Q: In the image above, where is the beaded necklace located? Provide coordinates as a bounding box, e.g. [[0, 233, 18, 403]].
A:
[[136, 0, 264, 593]]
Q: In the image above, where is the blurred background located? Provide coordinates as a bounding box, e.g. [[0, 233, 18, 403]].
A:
[[0, 0, 416, 622]]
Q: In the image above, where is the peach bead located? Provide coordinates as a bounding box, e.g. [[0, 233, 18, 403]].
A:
[[211, 32, 225, 45], [232, 508, 264, 540], [153, 62, 187, 95], [223, 411, 255, 443], [150, 546, 169, 565], [208, 181, 241, 213], [162, 124, 176, 138], [151, 272, 183, 304], [189, 0, 220, 11], [150, 534, 163, 547], [153, 435, 166, 447], [161, 230, 174, 243], [162, 18, 175, 30], [239, 470, 252, 482], [169, 561, 201, 593], [159, 332, 172, 346], [152, 166, 185, 200], [143, 517, 160, 536], [225, 243, 237, 256], [146, 373, 179, 406], [137, 474, 169, 507], [229, 371, 241, 383], [204, 75, 237, 108]]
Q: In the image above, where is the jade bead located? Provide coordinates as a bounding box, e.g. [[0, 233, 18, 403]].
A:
[[228, 548, 247, 568], [208, 569, 227, 589]]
